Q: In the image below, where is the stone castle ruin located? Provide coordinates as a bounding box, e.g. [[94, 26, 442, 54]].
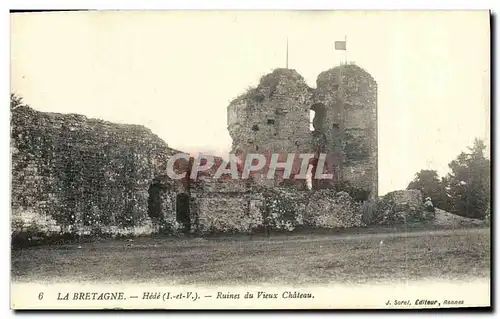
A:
[[228, 65, 377, 197], [11, 63, 378, 237]]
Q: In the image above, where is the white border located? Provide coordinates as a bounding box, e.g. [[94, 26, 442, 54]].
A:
[[4, 0, 500, 10], [3, 1, 497, 318]]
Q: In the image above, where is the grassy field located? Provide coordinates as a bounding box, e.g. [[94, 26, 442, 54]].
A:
[[11, 227, 490, 285]]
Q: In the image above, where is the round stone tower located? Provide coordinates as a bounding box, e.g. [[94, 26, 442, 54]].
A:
[[314, 64, 378, 200], [227, 68, 314, 187]]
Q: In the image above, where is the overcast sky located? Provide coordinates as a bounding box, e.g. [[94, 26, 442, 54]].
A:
[[10, 11, 490, 195]]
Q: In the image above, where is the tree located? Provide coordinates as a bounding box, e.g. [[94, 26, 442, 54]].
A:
[[446, 139, 491, 219], [407, 169, 450, 210], [10, 93, 24, 111]]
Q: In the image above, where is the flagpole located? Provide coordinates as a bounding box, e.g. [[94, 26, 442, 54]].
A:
[[344, 34, 348, 64], [286, 37, 289, 69]]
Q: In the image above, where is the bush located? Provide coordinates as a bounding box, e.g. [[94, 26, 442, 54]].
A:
[[335, 181, 369, 202], [262, 189, 302, 232], [372, 195, 405, 225], [407, 206, 435, 223], [369, 191, 434, 225]]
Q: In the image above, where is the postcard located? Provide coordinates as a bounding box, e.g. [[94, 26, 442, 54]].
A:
[[10, 10, 491, 310]]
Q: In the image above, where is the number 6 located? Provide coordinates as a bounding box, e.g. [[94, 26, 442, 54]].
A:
[[38, 292, 44, 300]]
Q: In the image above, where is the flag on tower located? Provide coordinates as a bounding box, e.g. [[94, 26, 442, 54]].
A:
[[335, 40, 346, 50]]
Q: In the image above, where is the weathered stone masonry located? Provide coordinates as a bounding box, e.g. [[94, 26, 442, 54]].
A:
[[11, 63, 377, 236], [11, 104, 185, 235], [10, 105, 266, 235], [227, 64, 378, 199]]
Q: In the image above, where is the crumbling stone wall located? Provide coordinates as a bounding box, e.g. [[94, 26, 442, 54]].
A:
[[259, 187, 309, 231], [391, 189, 423, 207], [227, 64, 378, 199], [10, 104, 180, 235], [190, 179, 264, 234], [304, 190, 364, 228], [11, 63, 378, 240], [147, 175, 190, 234]]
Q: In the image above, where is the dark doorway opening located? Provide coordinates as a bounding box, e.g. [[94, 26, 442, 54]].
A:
[[176, 193, 191, 233], [148, 183, 163, 221]]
